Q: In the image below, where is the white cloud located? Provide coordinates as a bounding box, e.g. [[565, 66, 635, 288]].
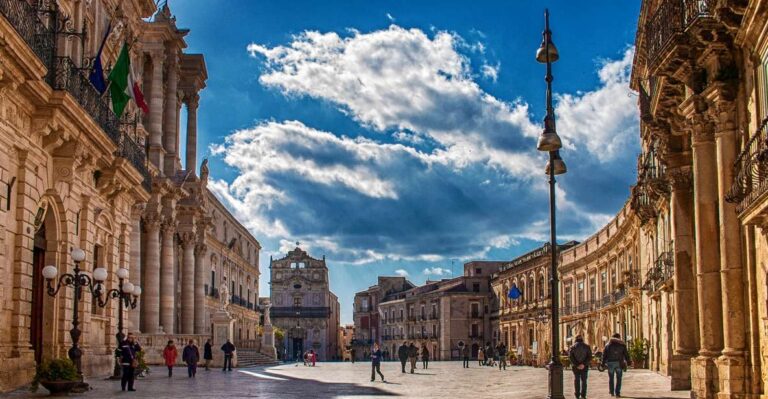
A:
[[555, 48, 639, 162], [247, 25, 541, 178], [481, 62, 500, 82], [394, 269, 409, 277], [423, 267, 452, 276], [386, 13, 395, 23]]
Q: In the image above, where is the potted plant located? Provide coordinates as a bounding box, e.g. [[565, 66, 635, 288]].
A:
[[136, 350, 150, 377], [31, 358, 79, 396], [628, 338, 648, 368]]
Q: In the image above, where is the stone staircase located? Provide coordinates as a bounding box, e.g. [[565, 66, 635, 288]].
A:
[[237, 349, 279, 367]]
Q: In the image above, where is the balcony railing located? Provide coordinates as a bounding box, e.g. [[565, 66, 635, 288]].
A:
[[643, 0, 713, 69], [643, 246, 675, 292], [270, 306, 331, 318], [0, 0, 56, 69], [726, 117, 768, 213], [470, 311, 482, 318]]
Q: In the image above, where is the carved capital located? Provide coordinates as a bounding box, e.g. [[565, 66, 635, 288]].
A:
[[668, 166, 693, 192], [179, 231, 196, 247], [687, 111, 716, 145], [144, 213, 162, 231], [185, 92, 200, 109], [194, 243, 208, 257], [709, 99, 738, 136], [160, 218, 176, 238]]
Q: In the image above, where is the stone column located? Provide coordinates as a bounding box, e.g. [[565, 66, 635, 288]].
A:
[[129, 204, 145, 333], [163, 51, 179, 176], [668, 165, 698, 390], [160, 219, 176, 334], [194, 243, 208, 334], [688, 108, 723, 398], [148, 50, 165, 172], [185, 93, 199, 173], [142, 214, 162, 333], [711, 98, 747, 396], [179, 232, 195, 334]]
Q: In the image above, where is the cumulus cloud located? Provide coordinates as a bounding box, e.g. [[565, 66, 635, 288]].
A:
[[481, 62, 500, 82], [423, 267, 452, 276], [247, 26, 541, 177], [555, 48, 638, 162], [209, 25, 640, 267], [394, 269, 409, 277]]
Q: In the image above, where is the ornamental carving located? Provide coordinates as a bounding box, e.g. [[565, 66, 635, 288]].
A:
[[667, 166, 693, 192]]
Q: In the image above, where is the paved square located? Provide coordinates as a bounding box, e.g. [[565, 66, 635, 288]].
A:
[[10, 361, 691, 398]]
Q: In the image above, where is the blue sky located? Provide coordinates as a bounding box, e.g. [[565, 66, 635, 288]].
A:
[[169, 0, 641, 324]]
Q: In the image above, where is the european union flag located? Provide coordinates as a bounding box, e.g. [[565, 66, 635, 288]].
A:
[[508, 285, 522, 299]]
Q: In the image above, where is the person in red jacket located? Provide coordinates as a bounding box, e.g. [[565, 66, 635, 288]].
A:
[[162, 340, 178, 377]]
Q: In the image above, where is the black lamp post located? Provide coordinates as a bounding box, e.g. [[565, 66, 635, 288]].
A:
[[41, 248, 98, 388], [535, 9, 566, 399], [92, 267, 141, 378]]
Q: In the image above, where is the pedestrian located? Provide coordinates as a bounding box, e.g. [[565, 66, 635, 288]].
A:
[[569, 335, 592, 399], [162, 340, 177, 377], [310, 349, 317, 366], [303, 351, 309, 366], [351, 348, 356, 364], [478, 347, 485, 366], [462, 345, 470, 368], [221, 339, 236, 371], [601, 333, 630, 398], [408, 342, 418, 373], [203, 339, 213, 371], [182, 339, 200, 378], [370, 343, 386, 382], [486, 344, 496, 367], [119, 333, 139, 392], [421, 344, 429, 369], [398, 342, 409, 373], [497, 342, 507, 370]]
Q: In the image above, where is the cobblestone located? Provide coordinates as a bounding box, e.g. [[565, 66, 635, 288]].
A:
[[10, 362, 692, 398]]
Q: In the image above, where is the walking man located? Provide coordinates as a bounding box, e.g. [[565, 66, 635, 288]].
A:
[[408, 342, 418, 373], [421, 344, 430, 369], [601, 333, 630, 397], [462, 345, 470, 368], [221, 339, 236, 371], [119, 333, 139, 392], [203, 339, 213, 371], [370, 343, 385, 382], [351, 348, 356, 364], [398, 342, 409, 373], [182, 339, 200, 378], [497, 342, 507, 370], [569, 335, 592, 399]]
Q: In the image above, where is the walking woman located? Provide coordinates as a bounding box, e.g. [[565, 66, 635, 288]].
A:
[[421, 344, 430, 369], [478, 347, 485, 366], [162, 340, 178, 377], [370, 343, 385, 382]]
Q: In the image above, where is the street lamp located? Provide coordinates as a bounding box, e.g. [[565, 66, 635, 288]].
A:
[[41, 247, 99, 388], [92, 267, 141, 378], [535, 9, 566, 399]]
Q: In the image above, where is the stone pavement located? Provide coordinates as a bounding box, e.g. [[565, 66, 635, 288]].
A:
[[9, 361, 692, 398]]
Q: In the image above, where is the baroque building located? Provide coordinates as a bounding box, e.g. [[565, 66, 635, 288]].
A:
[[0, 1, 263, 391], [352, 276, 415, 360], [269, 246, 340, 361]]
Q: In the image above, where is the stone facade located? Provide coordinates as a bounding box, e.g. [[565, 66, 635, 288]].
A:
[[0, 1, 262, 391], [352, 276, 414, 360], [373, 262, 502, 361], [269, 246, 340, 361]]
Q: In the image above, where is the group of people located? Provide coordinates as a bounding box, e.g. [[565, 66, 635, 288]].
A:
[[568, 333, 631, 398], [473, 342, 508, 370], [301, 349, 318, 367], [115, 336, 238, 393], [397, 342, 430, 374]]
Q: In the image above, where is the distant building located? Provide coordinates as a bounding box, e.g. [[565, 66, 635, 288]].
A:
[[368, 262, 502, 361], [352, 277, 415, 360], [269, 246, 340, 361]]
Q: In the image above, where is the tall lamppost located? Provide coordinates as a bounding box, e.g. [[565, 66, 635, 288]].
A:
[[535, 8, 566, 399], [41, 248, 100, 387], [92, 267, 141, 378]]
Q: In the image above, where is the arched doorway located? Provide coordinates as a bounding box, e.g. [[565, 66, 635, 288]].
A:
[[31, 223, 46, 365], [30, 202, 60, 366]]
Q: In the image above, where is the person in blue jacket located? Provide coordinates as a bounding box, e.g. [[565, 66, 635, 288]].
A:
[[370, 343, 385, 382]]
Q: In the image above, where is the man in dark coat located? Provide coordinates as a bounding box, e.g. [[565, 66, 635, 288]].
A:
[[601, 333, 630, 397], [182, 339, 201, 378], [496, 342, 508, 370], [462, 344, 470, 368], [221, 339, 236, 371], [203, 339, 213, 371], [119, 333, 139, 392], [408, 343, 418, 373], [397, 342, 409, 373], [569, 335, 593, 399]]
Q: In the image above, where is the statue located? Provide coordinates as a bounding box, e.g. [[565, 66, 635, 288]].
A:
[[200, 158, 209, 182], [263, 300, 272, 325], [219, 282, 230, 310]]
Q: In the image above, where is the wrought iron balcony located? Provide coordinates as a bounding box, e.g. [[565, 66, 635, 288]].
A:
[[270, 306, 331, 318], [643, 0, 713, 70], [0, 0, 56, 69], [726, 117, 768, 213], [643, 246, 675, 292]]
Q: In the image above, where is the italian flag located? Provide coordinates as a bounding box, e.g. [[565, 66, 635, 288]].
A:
[[108, 44, 149, 118]]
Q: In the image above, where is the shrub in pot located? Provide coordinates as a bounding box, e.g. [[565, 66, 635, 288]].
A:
[[628, 338, 648, 369], [31, 358, 79, 396]]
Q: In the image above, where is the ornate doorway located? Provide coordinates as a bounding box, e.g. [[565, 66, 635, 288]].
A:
[[31, 224, 46, 365]]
